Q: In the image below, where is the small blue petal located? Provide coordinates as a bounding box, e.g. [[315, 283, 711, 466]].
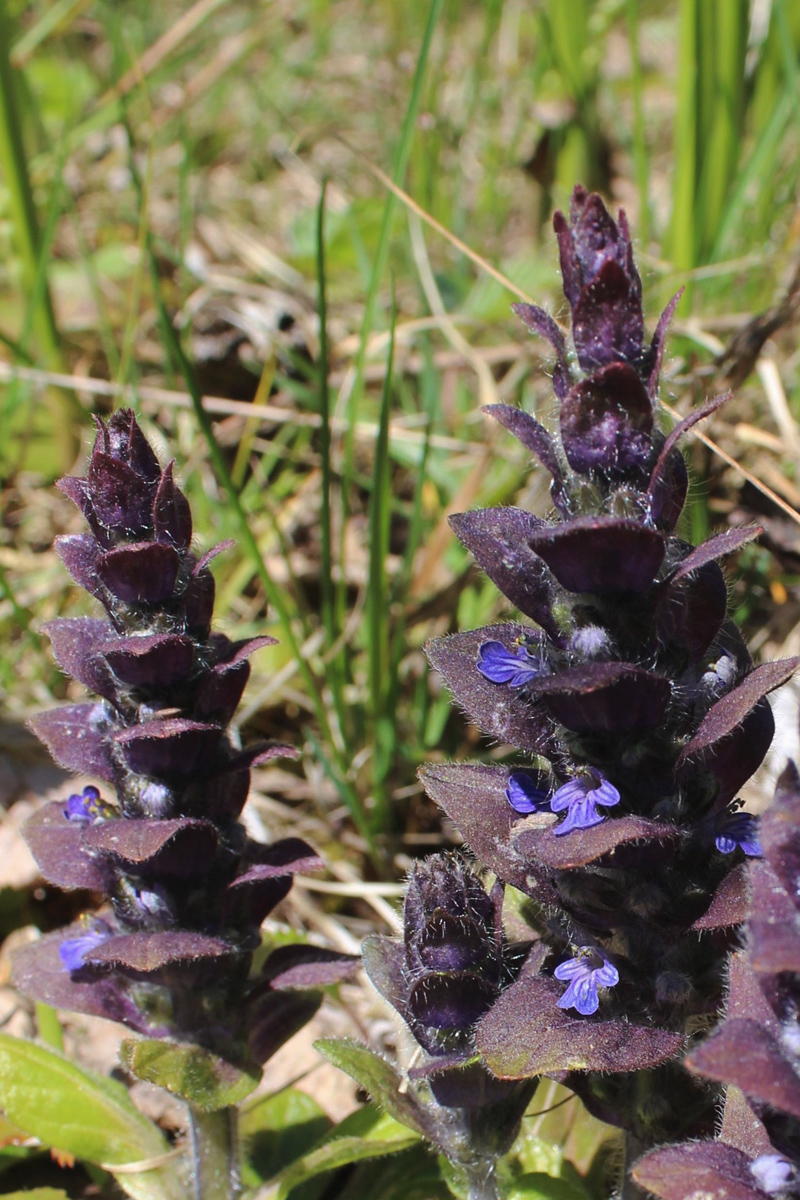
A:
[[506, 772, 550, 814], [477, 641, 542, 687], [59, 920, 112, 972]]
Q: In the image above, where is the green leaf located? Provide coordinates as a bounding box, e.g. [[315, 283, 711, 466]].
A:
[[0, 1035, 183, 1200], [271, 1106, 421, 1200], [120, 1038, 261, 1113], [505, 1174, 592, 1200], [336, 1143, 450, 1200], [314, 1038, 432, 1139], [239, 1087, 332, 1190]]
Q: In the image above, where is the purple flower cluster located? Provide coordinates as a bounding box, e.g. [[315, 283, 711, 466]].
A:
[[412, 187, 798, 1149], [14, 412, 356, 1072]]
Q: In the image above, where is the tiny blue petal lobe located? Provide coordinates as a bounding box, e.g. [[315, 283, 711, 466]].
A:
[[714, 810, 762, 857], [506, 772, 550, 814], [63, 785, 114, 824], [59, 919, 113, 972]]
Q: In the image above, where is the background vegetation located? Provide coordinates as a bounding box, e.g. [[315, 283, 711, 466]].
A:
[[2, 0, 800, 1194]]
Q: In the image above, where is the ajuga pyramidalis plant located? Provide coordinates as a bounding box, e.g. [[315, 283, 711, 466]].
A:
[[356, 187, 799, 1197], [14, 411, 357, 1198], [634, 763, 800, 1200]]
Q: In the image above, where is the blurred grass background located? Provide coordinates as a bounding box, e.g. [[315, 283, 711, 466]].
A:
[[3, 0, 800, 876]]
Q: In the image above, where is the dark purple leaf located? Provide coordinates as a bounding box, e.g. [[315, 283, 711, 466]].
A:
[[691, 865, 750, 931], [647, 393, 731, 520], [687, 1019, 800, 1120], [240, 837, 323, 878], [694, 700, 776, 810], [515, 815, 679, 870], [572, 260, 644, 372], [101, 633, 195, 688], [260, 945, 360, 989], [106, 409, 161, 483], [720, 1087, 773, 1159], [760, 762, 800, 909], [222, 874, 292, 926], [11, 930, 155, 1035], [98, 542, 180, 604], [560, 363, 653, 473], [509, 306, 570, 398], [54, 534, 103, 599], [86, 931, 235, 972], [425, 625, 556, 756], [669, 527, 762, 582], [528, 516, 665, 594], [413, 1060, 518, 1109], [182, 565, 215, 637], [113, 719, 222, 777], [482, 404, 565, 488], [644, 288, 684, 397], [418, 763, 559, 902], [632, 1142, 765, 1200], [448, 508, 562, 642], [656, 561, 728, 658], [476, 971, 683, 1076], [56, 475, 92, 518], [87, 453, 153, 535], [248, 989, 322, 1065], [43, 618, 118, 700], [409, 972, 497, 1029], [748, 861, 800, 973], [153, 462, 192, 549], [22, 802, 110, 891], [725, 950, 778, 1028], [30, 703, 115, 780], [81, 817, 218, 877], [530, 663, 671, 732], [210, 635, 278, 666], [193, 660, 250, 725], [679, 660, 799, 764]]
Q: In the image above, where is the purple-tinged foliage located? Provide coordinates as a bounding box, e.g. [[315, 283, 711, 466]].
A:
[[16, 411, 356, 1075], [417, 186, 799, 1153], [363, 854, 538, 1176], [635, 763, 800, 1199]]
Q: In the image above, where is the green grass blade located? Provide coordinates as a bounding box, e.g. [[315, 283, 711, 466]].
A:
[[0, 5, 80, 465], [626, 0, 650, 247], [366, 296, 396, 831], [340, 0, 444, 497], [668, 0, 698, 288], [315, 181, 349, 749]]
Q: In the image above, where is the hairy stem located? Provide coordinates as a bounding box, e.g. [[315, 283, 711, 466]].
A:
[[188, 1107, 239, 1200]]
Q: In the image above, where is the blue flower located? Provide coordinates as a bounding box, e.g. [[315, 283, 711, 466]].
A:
[[505, 772, 550, 814], [550, 770, 620, 836], [63, 785, 113, 823], [59, 918, 113, 972], [714, 808, 762, 856], [477, 641, 544, 687], [555, 947, 619, 1016]]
